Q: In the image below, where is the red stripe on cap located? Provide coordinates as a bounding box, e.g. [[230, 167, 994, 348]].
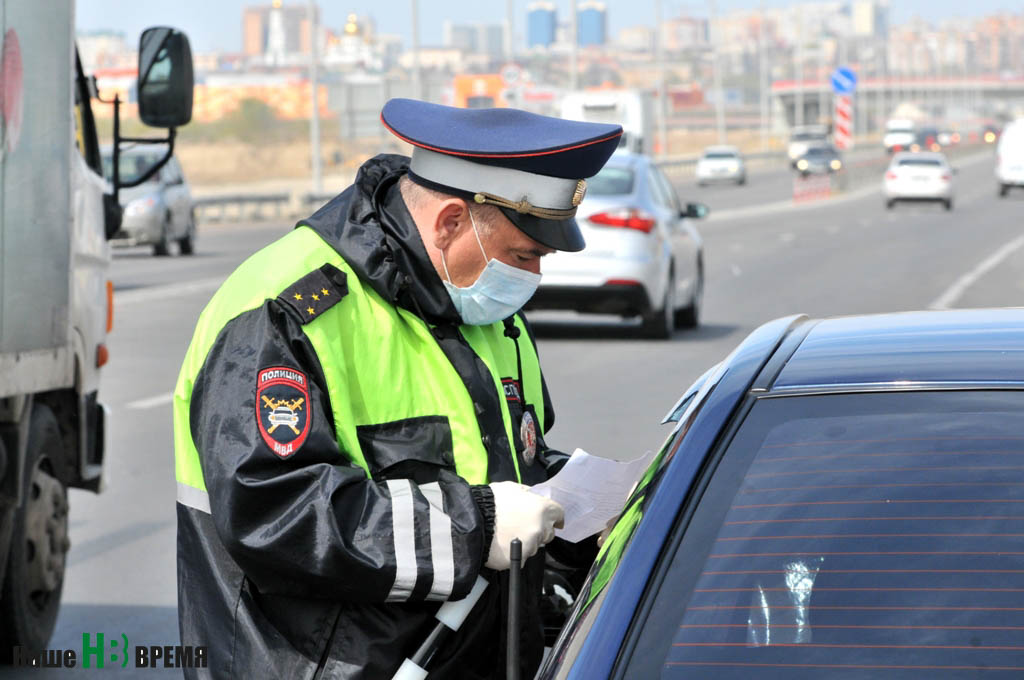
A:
[[380, 115, 622, 159]]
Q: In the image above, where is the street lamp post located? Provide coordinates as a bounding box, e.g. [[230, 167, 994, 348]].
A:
[[411, 0, 422, 100], [795, 6, 804, 127], [759, 4, 769, 151], [569, 0, 578, 90], [710, 0, 726, 145], [655, 0, 668, 157], [308, 0, 322, 195]]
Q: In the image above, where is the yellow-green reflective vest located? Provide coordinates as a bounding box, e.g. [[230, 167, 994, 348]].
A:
[[174, 225, 546, 499]]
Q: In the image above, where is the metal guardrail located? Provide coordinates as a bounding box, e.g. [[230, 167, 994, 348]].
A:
[[194, 191, 342, 223], [194, 193, 291, 222], [656, 150, 787, 178]]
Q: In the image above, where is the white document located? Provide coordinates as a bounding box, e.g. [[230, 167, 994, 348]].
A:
[[531, 448, 656, 543]]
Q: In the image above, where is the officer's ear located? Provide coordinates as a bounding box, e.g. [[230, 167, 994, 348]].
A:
[[432, 198, 470, 250]]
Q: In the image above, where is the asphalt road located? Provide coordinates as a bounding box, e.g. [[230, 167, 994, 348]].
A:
[[6, 147, 1018, 676]]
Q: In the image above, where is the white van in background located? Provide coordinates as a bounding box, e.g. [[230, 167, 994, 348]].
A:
[[560, 90, 653, 156], [996, 119, 1024, 197], [884, 119, 917, 153]]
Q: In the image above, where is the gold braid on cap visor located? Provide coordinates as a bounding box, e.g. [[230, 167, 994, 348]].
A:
[[472, 179, 586, 220], [472, 192, 577, 219]]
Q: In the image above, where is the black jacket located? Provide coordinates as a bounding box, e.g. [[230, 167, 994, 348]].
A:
[[177, 155, 590, 679]]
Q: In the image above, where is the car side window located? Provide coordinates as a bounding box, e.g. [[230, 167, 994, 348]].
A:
[[622, 390, 1024, 678]]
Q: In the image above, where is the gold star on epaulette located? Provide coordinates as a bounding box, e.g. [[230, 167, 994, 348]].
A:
[[279, 265, 348, 325]]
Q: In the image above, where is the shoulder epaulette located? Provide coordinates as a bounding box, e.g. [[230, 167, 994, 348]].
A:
[[277, 264, 348, 324]]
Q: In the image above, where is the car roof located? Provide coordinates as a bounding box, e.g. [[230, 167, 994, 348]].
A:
[[604, 150, 648, 169], [770, 309, 1024, 391], [702, 145, 739, 153], [892, 151, 946, 162], [99, 142, 171, 157]]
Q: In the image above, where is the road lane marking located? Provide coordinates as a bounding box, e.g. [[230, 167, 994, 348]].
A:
[[731, 264, 743, 277], [780, 232, 796, 242], [126, 392, 174, 410], [115, 276, 225, 305], [929, 234, 1024, 310], [825, 225, 841, 234]]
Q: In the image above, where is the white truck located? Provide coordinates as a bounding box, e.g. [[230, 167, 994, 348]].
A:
[[883, 118, 917, 154], [0, 6, 192, 657], [560, 89, 654, 156]]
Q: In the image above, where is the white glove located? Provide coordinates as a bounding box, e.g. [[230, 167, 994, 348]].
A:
[[484, 481, 564, 571]]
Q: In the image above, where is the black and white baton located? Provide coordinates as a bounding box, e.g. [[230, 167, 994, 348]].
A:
[[391, 575, 489, 680]]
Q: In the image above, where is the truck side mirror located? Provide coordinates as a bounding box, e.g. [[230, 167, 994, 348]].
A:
[[137, 27, 193, 128]]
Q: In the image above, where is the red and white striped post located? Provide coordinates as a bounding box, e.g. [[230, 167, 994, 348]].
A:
[[834, 94, 853, 150]]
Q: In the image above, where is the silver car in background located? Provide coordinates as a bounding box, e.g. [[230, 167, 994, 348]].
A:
[[102, 145, 197, 256], [526, 151, 706, 339], [696, 145, 746, 186]]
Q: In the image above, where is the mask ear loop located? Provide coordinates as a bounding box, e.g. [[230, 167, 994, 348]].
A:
[[440, 205, 489, 285], [468, 207, 490, 262], [440, 248, 453, 284]]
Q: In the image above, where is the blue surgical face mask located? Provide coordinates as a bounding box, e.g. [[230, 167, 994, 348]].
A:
[[441, 209, 542, 326]]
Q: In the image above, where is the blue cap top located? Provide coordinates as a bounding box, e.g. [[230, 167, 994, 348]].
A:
[[381, 98, 622, 179]]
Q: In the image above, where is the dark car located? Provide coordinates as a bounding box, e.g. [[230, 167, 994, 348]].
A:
[[793, 144, 842, 176], [539, 309, 1024, 679], [911, 126, 942, 153]]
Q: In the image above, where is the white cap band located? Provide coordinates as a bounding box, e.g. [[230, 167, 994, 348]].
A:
[[409, 147, 580, 210]]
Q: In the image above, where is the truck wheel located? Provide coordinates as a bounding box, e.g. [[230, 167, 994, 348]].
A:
[[0, 404, 69, 660], [1000, 184, 1009, 198]]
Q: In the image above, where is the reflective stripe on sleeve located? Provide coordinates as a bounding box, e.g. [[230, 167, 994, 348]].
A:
[[177, 482, 211, 514], [420, 482, 455, 600], [386, 479, 418, 601]]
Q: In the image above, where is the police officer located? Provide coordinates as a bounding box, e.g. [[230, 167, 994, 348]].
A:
[[173, 99, 622, 679]]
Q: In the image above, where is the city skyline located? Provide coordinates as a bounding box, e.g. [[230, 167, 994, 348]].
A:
[[77, 0, 1020, 54]]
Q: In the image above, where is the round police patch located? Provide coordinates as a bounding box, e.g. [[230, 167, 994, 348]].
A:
[[256, 367, 311, 459], [520, 410, 537, 466]]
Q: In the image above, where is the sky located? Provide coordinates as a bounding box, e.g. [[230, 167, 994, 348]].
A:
[[77, 0, 1019, 54]]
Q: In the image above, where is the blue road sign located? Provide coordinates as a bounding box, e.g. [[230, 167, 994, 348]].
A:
[[831, 67, 857, 94]]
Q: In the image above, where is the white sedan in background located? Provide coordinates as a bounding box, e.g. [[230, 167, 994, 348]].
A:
[[695, 145, 746, 186], [526, 151, 707, 339], [884, 152, 954, 211]]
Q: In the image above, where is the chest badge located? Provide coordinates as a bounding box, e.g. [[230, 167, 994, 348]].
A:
[[256, 367, 312, 459], [520, 410, 537, 466]]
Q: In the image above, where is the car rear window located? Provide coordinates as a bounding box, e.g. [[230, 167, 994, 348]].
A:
[[626, 391, 1024, 678], [897, 159, 943, 167], [704, 152, 737, 160], [587, 166, 635, 195], [101, 153, 165, 184]]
